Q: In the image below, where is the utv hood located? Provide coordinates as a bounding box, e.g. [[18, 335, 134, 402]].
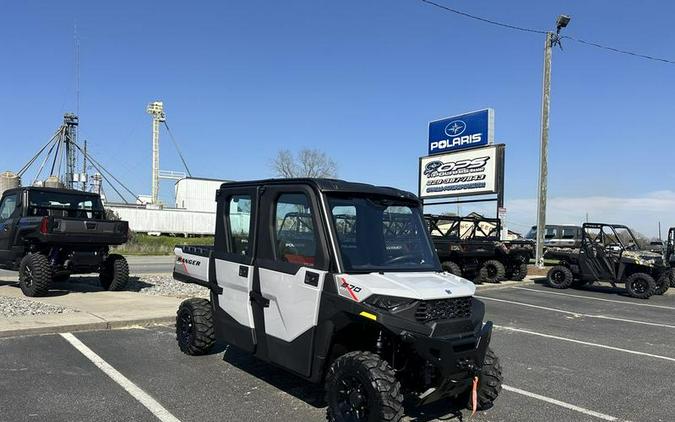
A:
[[335, 272, 476, 303]]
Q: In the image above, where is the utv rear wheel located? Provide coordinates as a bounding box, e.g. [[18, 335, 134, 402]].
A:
[[99, 254, 129, 291], [442, 261, 462, 277], [625, 273, 655, 299], [655, 273, 670, 295], [509, 263, 528, 281], [546, 266, 574, 289], [478, 260, 506, 284], [669, 269, 675, 288], [458, 347, 503, 411], [176, 298, 215, 355], [19, 254, 52, 297], [325, 351, 403, 422]]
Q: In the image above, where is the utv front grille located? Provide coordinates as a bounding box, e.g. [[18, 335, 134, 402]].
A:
[[415, 297, 472, 323]]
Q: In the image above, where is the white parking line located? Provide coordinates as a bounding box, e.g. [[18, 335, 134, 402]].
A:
[[502, 384, 620, 421], [476, 296, 675, 329], [510, 286, 675, 311], [60, 333, 181, 422], [494, 325, 675, 363]]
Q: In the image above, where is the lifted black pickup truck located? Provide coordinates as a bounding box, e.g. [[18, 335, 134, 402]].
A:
[[0, 187, 130, 296]]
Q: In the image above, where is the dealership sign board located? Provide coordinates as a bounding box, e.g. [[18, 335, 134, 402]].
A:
[[428, 108, 494, 155], [419, 144, 504, 200]]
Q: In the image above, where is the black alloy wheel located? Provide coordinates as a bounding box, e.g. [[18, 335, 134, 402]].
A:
[[337, 375, 370, 421]]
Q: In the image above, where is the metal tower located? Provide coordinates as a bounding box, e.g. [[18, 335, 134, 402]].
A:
[[146, 101, 166, 204], [63, 113, 79, 189]]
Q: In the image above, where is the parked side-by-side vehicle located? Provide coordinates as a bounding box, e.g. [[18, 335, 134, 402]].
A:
[[0, 187, 129, 296], [545, 223, 671, 299], [173, 178, 502, 421], [427, 214, 533, 283]]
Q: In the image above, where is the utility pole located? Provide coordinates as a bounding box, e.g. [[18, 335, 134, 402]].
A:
[[535, 15, 570, 268]]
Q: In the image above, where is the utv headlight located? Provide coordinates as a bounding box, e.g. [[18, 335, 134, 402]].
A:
[[365, 295, 417, 311]]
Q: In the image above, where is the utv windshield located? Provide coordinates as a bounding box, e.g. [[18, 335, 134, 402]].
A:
[[327, 195, 440, 273], [28, 190, 105, 219]]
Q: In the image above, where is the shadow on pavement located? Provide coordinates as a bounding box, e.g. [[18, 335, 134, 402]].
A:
[[532, 277, 632, 297], [1, 276, 153, 296], [220, 343, 467, 420]]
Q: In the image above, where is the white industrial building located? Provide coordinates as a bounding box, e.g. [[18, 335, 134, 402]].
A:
[[108, 177, 231, 236], [174, 177, 231, 212]]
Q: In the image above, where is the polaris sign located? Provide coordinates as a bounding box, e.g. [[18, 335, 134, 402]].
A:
[[428, 109, 494, 155]]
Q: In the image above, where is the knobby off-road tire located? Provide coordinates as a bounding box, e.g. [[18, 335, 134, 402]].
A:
[[99, 254, 129, 291], [19, 254, 52, 297], [546, 265, 574, 289], [669, 268, 675, 288], [458, 347, 503, 411], [654, 273, 670, 295], [624, 272, 655, 299], [509, 263, 528, 281], [442, 261, 462, 278], [176, 298, 215, 355], [325, 351, 404, 422], [478, 260, 506, 284]]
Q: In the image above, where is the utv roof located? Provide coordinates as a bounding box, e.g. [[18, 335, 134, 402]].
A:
[[218, 178, 419, 201], [3, 186, 100, 196]]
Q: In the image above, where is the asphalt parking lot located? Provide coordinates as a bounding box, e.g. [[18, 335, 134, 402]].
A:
[[1, 280, 674, 422]]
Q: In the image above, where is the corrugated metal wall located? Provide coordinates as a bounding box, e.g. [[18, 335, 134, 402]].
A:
[[108, 205, 216, 235]]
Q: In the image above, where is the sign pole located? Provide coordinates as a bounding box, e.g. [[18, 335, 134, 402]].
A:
[[535, 32, 553, 269]]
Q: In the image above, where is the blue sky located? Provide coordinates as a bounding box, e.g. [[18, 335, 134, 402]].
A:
[[1, 1, 674, 236]]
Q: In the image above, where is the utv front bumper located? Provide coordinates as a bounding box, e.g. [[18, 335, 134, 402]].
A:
[[404, 321, 493, 405]]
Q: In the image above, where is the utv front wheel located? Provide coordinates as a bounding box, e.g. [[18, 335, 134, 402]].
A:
[[19, 254, 52, 297], [625, 273, 655, 299], [546, 266, 574, 289], [457, 347, 503, 411], [442, 261, 462, 277], [325, 351, 403, 422], [176, 298, 215, 355], [509, 263, 528, 281], [478, 260, 506, 284], [99, 254, 129, 291], [655, 273, 670, 295]]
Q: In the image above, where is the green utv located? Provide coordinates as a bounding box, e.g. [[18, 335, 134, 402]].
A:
[[173, 179, 503, 421], [0, 187, 129, 296], [545, 223, 671, 299], [426, 214, 533, 283]]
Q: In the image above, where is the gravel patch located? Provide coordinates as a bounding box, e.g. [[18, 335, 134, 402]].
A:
[[127, 274, 209, 299], [0, 296, 76, 318]]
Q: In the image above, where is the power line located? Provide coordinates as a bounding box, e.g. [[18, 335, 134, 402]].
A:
[[561, 35, 675, 65], [420, 0, 546, 34], [419, 0, 675, 65]]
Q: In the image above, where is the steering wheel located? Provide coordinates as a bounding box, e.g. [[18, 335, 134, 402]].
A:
[[384, 254, 420, 265]]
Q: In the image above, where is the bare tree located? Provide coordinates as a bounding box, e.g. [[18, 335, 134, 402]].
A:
[[272, 148, 338, 178]]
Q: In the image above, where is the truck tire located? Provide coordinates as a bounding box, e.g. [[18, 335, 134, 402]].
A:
[[478, 260, 506, 284], [99, 254, 129, 291], [546, 266, 574, 289], [19, 254, 52, 297], [176, 298, 215, 355], [655, 273, 670, 295], [442, 261, 462, 277], [458, 347, 503, 411], [325, 351, 403, 422], [509, 263, 528, 281], [670, 269, 675, 288], [624, 272, 655, 299]]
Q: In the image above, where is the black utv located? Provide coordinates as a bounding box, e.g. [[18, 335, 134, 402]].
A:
[[173, 179, 503, 421], [0, 187, 129, 296], [545, 223, 671, 299], [426, 214, 533, 283]]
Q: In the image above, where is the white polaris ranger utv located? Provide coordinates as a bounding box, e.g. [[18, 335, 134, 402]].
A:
[[173, 179, 502, 421]]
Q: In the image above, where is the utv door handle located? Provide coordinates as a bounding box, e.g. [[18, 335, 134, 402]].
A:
[[249, 291, 270, 308], [238, 266, 249, 278], [304, 271, 319, 287]]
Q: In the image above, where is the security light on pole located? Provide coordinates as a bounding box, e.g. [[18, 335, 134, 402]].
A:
[[535, 14, 571, 268]]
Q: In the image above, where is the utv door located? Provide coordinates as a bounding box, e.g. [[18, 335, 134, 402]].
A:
[[0, 192, 20, 263], [252, 185, 330, 377], [211, 187, 258, 353], [579, 227, 615, 281]]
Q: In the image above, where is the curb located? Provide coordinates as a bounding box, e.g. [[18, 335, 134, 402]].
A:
[[0, 316, 175, 339]]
